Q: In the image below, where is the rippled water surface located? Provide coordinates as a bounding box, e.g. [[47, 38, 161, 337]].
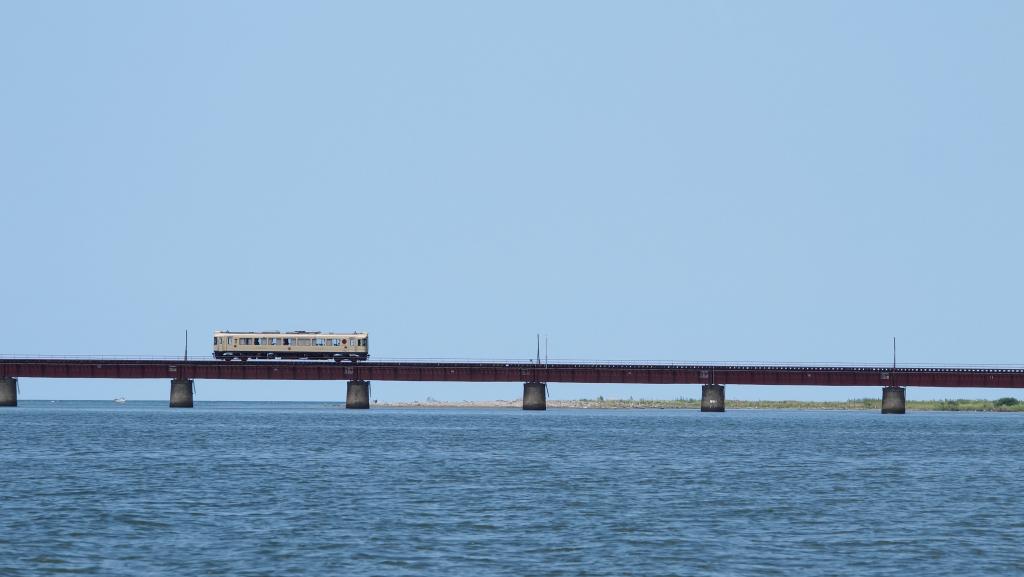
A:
[[1, 402, 1023, 576]]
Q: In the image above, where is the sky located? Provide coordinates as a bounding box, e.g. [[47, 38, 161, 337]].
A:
[[2, 1, 1023, 402]]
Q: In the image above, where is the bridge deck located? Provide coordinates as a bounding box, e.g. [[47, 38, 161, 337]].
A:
[[2, 359, 1024, 387]]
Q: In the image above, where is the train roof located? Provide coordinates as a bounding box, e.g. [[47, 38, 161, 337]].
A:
[[214, 330, 367, 335]]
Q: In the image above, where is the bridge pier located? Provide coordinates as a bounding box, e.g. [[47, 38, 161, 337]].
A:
[[881, 386, 906, 414], [701, 384, 725, 412], [346, 380, 370, 409], [523, 382, 546, 410], [170, 378, 194, 408], [0, 377, 16, 407]]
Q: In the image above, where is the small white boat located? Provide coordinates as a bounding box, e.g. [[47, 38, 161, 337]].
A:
[[113, 397, 127, 404]]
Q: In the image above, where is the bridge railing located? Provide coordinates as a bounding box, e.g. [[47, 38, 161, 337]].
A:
[[2, 354, 1024, 371]]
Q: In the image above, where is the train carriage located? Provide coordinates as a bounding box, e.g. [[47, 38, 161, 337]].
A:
[[213, 331, 368, 361]]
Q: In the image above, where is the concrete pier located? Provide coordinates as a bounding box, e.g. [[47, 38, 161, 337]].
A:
[[701, 384, 725, 412], [346, 380, 370, 409], [170, 378, 194, 408], [523, 382, 546, 410], [0, 377, 16, 407], [881, 386, 906, 414]]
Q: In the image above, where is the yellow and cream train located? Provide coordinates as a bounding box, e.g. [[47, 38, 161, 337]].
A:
[[213, 331, 369, 361]]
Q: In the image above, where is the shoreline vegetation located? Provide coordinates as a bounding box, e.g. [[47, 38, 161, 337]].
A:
[[375, 397, 1024, 411]]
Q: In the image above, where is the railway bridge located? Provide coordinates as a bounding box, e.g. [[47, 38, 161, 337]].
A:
[[3, 358, 1024, 413]]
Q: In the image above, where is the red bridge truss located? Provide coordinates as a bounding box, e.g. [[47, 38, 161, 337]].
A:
[[2, 359, 1024, 388]]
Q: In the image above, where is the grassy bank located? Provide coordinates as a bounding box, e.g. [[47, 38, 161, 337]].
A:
[[376, 397, 1024, 411], [562, 397, 1024, 411]]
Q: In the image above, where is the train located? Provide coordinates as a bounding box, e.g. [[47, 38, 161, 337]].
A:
[[213, 331, 369, 361]]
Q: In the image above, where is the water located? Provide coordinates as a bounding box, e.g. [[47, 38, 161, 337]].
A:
[[1, 402, 1022, 576]]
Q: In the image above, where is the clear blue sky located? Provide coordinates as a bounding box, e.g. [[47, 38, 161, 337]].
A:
[[2, 1, 1022, 401]]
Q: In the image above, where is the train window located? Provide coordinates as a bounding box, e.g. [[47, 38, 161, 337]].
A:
[[331, 339, 340, 346], [254, 338, 262, 345], [283, 338, 291, 346], [227, 337, 233, 345], [315, 338, 325, 346], [298, 338, 311, 346], [271, 338, 278, 345]]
